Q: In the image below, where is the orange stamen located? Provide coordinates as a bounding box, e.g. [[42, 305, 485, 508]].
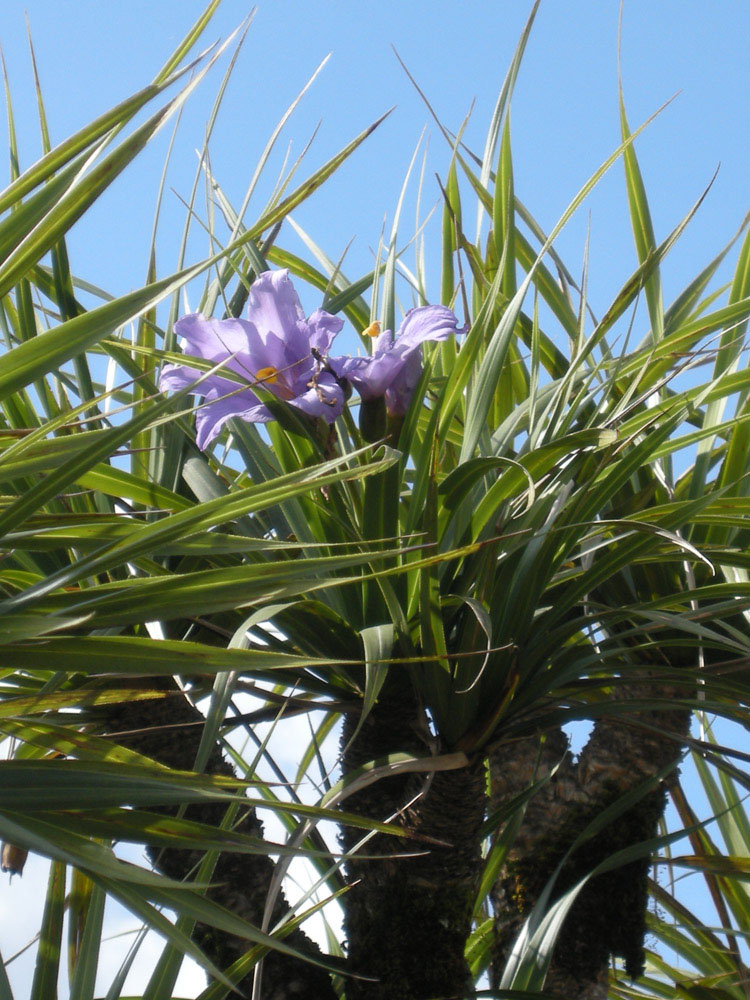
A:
[[255, 366, 279, 384]]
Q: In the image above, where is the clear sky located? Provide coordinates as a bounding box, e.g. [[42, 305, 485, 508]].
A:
[[3, 1, 750, 320], [1, 1, 749, 996]]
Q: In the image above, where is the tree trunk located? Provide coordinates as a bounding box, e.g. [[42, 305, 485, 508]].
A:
[[489, 689, 691, 997], [488, 727, 574, 988], [104, 680, 336, 1000], [340, 672, 486, 1000]]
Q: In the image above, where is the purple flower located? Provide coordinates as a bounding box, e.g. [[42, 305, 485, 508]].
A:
[[159, 269, 345, 449], [337, 305, 463, 416]]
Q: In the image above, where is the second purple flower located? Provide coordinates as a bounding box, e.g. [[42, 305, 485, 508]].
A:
[[337, 305, 464, 416]]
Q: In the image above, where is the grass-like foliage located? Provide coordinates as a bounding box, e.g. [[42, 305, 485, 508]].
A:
[[2, 3, 750, 998]]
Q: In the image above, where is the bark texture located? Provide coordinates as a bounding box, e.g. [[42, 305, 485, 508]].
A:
[[104, 680, 336, 1000], [489, 727, 574, 982], [340, 672, 487, 1000], [489, 690, 691, 998]]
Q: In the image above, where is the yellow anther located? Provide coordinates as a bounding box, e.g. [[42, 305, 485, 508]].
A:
[[363, 320, 381, 339], [255, 366, 279, 384]]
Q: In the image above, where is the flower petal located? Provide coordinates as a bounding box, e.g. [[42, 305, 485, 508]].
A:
[[195, 395, 273, 449], [306, 308, 345, 355], [159, 361, 255, 405], [290, 373, 345, 422], [384, 350, 424, 416], [158, 362, 203, 394], [174, 314, 258, 363], [337, 352, 403, 401], [247, 269, 310, 359], [259, 330, 312, 396], [394, 304, 464, 352]]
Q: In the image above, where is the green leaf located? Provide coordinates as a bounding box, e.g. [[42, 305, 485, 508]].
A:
[[68, 876, 104, 1000], [30, 860, 66, 1000], [619, 81, 663, 343]]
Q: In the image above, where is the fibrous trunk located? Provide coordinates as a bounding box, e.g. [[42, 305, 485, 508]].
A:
[[340, 672, 486, 1000], [104, 679, 336, 1000], [489, 688, 691, 998]]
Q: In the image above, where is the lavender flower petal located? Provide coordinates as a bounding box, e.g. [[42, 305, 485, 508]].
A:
[[394, 304, 465, 352], [306, 308, 345, 355], [384, 349, 425, 416], [290, 373, 346, 421]]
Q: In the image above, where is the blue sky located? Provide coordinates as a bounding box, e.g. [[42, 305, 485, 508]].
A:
[[3, 1, 750, 322], [1, 1, 750, 995]]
